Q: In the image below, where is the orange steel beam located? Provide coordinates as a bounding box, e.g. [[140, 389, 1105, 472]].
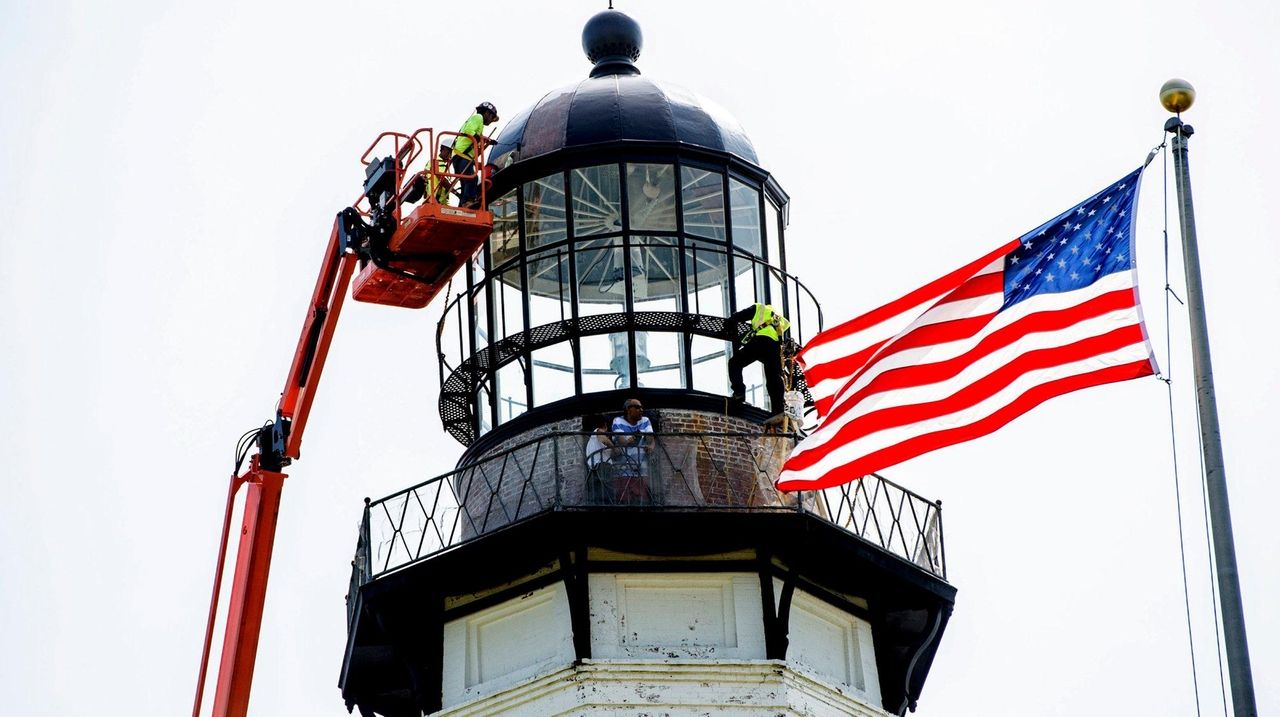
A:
[[280, 216, 359, 460], [210, 462, 288, 717]]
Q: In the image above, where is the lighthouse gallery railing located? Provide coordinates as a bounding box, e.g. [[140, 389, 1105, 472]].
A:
[[346, 430, 945, 626]]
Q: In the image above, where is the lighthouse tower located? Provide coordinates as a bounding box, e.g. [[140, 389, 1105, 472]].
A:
[[339, 10, 954, 717]]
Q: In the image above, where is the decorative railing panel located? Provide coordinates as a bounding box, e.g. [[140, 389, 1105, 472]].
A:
[[347, 431, 945, 609]]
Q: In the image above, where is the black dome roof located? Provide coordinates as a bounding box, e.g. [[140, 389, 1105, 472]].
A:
[[485, 11, 759, 170]]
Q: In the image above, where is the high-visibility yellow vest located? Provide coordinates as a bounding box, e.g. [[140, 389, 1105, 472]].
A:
[[452, 112, 485, 160], [747, 303, 790, 343], [430, 157, 451, 205]]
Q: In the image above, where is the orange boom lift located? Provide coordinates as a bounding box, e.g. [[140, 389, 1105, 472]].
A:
[[191, 128, 493, 717]]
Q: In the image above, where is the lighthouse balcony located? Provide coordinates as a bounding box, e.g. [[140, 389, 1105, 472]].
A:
[[341, 417, 952, 716], [347, 428, 945, 598]]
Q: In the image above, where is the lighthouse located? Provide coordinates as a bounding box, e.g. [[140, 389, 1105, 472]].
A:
[[339, 10, 954, 716]]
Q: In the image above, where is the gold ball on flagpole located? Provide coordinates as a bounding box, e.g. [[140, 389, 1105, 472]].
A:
[[1160, 78, 1196, 113]]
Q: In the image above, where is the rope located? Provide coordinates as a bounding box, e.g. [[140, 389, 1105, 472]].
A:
[[1156, 136, 1204, 717]]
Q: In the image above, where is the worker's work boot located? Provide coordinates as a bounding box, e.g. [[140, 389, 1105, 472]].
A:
[[730, 389, 745, 402]]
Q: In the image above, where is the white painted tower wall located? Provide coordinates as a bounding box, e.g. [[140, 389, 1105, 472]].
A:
[[438, 572, 886, 716]]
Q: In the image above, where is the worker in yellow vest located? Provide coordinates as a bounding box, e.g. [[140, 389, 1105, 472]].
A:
[[451, 101, 499, 207], [430, 144, 454, 206], [727, 303, 790, 415]]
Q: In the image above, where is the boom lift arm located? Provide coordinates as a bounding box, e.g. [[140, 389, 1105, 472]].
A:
[[192, 129, 493, 717]]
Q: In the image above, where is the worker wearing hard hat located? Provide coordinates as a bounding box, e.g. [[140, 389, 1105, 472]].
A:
[[451, 101, 499, 208]]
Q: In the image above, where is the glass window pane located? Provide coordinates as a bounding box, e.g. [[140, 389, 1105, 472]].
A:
[[495, 267, 525, 341], [581, 333, 623, 393], [732, 252, 763, 312], [524, 173, 567, 249], [470, 263, 490, 353], [729, 178, 762, 257], [527, 248, 571, 327], [626, 163, 677, 232], [496, 360, 528, 424], [740, 358, 767, 410], [574, 238, 628, 315], [476, 382, 492, 435], [532, 344, 575, 408], [768, 267, 785, 316], [765, 199, 782, 269], [681, 167, 725, 241], [637, 330, 684, 390], [631, 236, 682, 311], [764, 199, 784, 307], [489, 191, 519, 269], [691, 335, 729, 396], [571, 164, 621, 237], [684, 240, 729, 318]]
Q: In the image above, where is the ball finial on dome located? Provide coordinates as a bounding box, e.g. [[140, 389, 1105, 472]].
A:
[[582, 9, 643, 78]]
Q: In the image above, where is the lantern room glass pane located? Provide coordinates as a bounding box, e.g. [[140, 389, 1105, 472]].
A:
[[580, 333, 622, 393], [470, 276, 491, 353], [532, 344, 575, 408], [527, 248, 571, 326], [729, 178, 762, 257], [733, 252, 765, 312], [496, 361, 528, 424], [476, 382, 492, 435], [524, 173, 567, 249], [691, 335, 729, 396], [489, 190, 520, 270], [765, 199, 783, 269], [495, 267, 525, 342], [685, 240, 729, 318], [571, 164, 621, 237], [681, 167, 725, 241], [574, 238, 628, 313], [631, 236, 683, 307], [637, 331, 684, 389], [626, 163, 677, 232]]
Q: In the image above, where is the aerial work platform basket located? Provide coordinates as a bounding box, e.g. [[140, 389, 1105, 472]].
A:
[[349, 128, 493, 309]]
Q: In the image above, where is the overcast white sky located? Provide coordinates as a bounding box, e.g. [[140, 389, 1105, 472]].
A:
[[2, 0, 1277, 715]]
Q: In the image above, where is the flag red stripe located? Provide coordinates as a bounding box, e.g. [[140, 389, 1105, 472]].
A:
[[805, 275, 1005, 393], [777, 358, 1156, 490], [803, 340, 888, 386], [933, 272, 1005, 305], [784, 324, 1149, 471], [820, 288, 1140, 426], [800, 240, 1020, 351]]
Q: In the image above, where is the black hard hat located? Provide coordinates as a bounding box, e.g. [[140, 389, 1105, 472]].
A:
[[477, 101, 498, 119]]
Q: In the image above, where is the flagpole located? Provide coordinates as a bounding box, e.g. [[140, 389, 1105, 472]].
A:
[[1160, 78, 1257, 717]]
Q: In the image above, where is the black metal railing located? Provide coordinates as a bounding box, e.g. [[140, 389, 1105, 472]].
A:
[[346, 431, 945, 611]]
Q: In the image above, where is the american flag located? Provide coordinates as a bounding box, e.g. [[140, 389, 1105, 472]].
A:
[[777, 167, 1157, 491]]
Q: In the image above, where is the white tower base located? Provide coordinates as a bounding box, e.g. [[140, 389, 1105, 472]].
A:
[[435, 660, 891, 717]]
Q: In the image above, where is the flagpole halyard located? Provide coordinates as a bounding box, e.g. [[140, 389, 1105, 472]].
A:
[[1162, 78, 1258, 717]]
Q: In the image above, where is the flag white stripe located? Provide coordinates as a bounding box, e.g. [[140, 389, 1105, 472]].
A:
[[799, 260, 1006, 371], [779, 341, 1152, 485], [819, 271, 1138, 411], [791, 305, 1143, 462]]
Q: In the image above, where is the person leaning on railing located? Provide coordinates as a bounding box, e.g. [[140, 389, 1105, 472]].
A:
[[609, 399, 654, 504], [583, 414, 616, 504], [584, 414, 615, 468]]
